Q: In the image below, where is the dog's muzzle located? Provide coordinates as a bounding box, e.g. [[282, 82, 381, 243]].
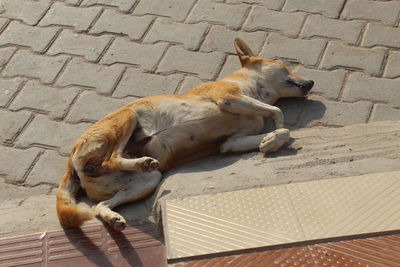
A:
[[299, 80, 314, 95]]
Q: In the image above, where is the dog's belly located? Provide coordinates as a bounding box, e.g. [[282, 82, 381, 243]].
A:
[[137, 97, 264, 169]]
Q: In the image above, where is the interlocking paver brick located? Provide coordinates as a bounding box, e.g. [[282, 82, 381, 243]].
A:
[[177, 76, 204, 94], [9, 80, 79, 120], [3, 50, 68, 84], [81, 0, 137, 12], [218, 55, 241, 79], [294, 67, 347, 100], [145, 18, 208, 50], [39, 2, 101, 31], [66, 91, 133, 122], [133, 0, 196, 21], [341, 0, 400, 26], [0, 78, 24, 107], [362, 22, 400, 48], [0, 110, 31, 144], [56, 58, 125, 95], [283, 0, 345, 18], [0, 21, 58, 52], [370, 104, 400, 122], [47, 30, 111, 62], [0, 47, 16, 67], [63, 0, 81, 5], [384, 51, 400, 78], [300, 95, 372, 127], [101, 38, 168, 71], [187, 0, 248, 30], [202, 25, 266, 54], [243, 6, 305, 37], [157, 45, 225, 80], [261, 33, 326, 66], [301, 14, 364, 45], [0, 18, 8, 30], [91, 10, 153, 40], [321, 42, 386, 76], [16, 114, 91, 156], [114, 68, 183, 97], [0, 146, 41, 184], [342, 72, 400, 108], [0, 0, 51, 25], [227, 0, 284, 10], [25, 150, 66, 186]]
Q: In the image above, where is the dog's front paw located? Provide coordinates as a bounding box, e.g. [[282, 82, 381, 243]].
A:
[[259, 128, 290, 153], [140, 157, 160, 172]]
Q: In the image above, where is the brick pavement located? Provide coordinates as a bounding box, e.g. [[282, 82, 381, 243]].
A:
[[0, 0, 399, 198]]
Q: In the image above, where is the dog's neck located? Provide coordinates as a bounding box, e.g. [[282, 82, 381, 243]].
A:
[[221, 68, 279, 104]]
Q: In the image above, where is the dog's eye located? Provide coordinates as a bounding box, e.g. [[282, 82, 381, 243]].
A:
[[284, 78, 298, 87], [84, 163, 97, 175]]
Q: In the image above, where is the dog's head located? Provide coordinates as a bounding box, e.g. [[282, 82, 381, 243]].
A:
[[233, 38, 314, 101]]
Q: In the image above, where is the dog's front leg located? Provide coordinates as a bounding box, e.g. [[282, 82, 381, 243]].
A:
[[93, 171, 162, 231], [217, 95, 284, 129], [102, 156, 159, 172]]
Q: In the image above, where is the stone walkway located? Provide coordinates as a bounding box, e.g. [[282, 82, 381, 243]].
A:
[[0, 0, 400, 233]]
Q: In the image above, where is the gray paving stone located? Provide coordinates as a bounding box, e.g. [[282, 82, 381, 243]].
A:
[[0, 146, 41, 184], [187, 0, 248, 30], [321, 42, 386, 76], [218, 55, 241, 79], [202, 25, 266, 54], [9, 80, 79, 120], [0, 78, 24, 107], [0, 47, 16, 67], [370, 104, 400, 122], [25, 150, 66, 186], [226, 0, 284, 10], [39, 2, 101, 31], [114, 68, 183, 97], [294, 67, 347, 100], [56, 58, 125, 95], [133, 0, 196, 21], [261, 33, 326, 66], [0, 0, 51, 25], [362, 22, 400, 48], [283, 0, 345, 18], [101, 38, 167, 71], [144, 18, 208, 50], [62, 0, 81, 5], [90, 10, 153, 41], [243, 6, 305, 37], [341, 0, 400, 26], [0, 21, 58, 52], [66, 90, 133, 122], [342, 72, 400, 109], [81, 0, 137, 12], [301, 14, 364, 45], [3, 50, 68, 84], [384, 51, 400, 78], [177, 76, 204, 94], [16, 114, 91, 156], [299, 95, 372, 127], [0, 18, 8, 30], [47, 30, 111, 62], [0, 110, 31, 144], [157, 45, 225, 80]]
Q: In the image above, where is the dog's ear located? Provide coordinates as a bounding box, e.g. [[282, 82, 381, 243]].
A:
[[234, 38, 255, 66]]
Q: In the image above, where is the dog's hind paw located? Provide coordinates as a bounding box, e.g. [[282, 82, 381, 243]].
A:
[[108, 212, 127, 231], [259, 128, 290, 154]]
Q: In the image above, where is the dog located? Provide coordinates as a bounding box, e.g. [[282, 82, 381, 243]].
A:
[[56, 38, 314, 231]]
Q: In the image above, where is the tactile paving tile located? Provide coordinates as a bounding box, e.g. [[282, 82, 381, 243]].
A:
[[0, 221, 166, 267], [163, 171, 400, 259], [163, 185, 305, 259], [171, 233, 400, 267]]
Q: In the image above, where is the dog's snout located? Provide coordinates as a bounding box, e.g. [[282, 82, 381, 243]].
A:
[[301, 80, 314, 94]]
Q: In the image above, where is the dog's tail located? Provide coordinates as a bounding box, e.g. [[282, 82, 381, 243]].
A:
[[56, 157, 94, 227]]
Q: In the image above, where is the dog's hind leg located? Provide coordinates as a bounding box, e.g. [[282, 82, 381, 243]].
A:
[[217, 95, 284, 129], [220, 129, 290, 154], [93, 171, 162, 231]]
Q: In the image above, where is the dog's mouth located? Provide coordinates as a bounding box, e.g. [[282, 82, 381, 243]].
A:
[[285, 78, 314, 95]]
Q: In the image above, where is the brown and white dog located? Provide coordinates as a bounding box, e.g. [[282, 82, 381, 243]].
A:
[[56, 38, 314, 230]]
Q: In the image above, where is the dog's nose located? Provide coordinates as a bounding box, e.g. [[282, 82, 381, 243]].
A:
[[302, 80, 314, 94]]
